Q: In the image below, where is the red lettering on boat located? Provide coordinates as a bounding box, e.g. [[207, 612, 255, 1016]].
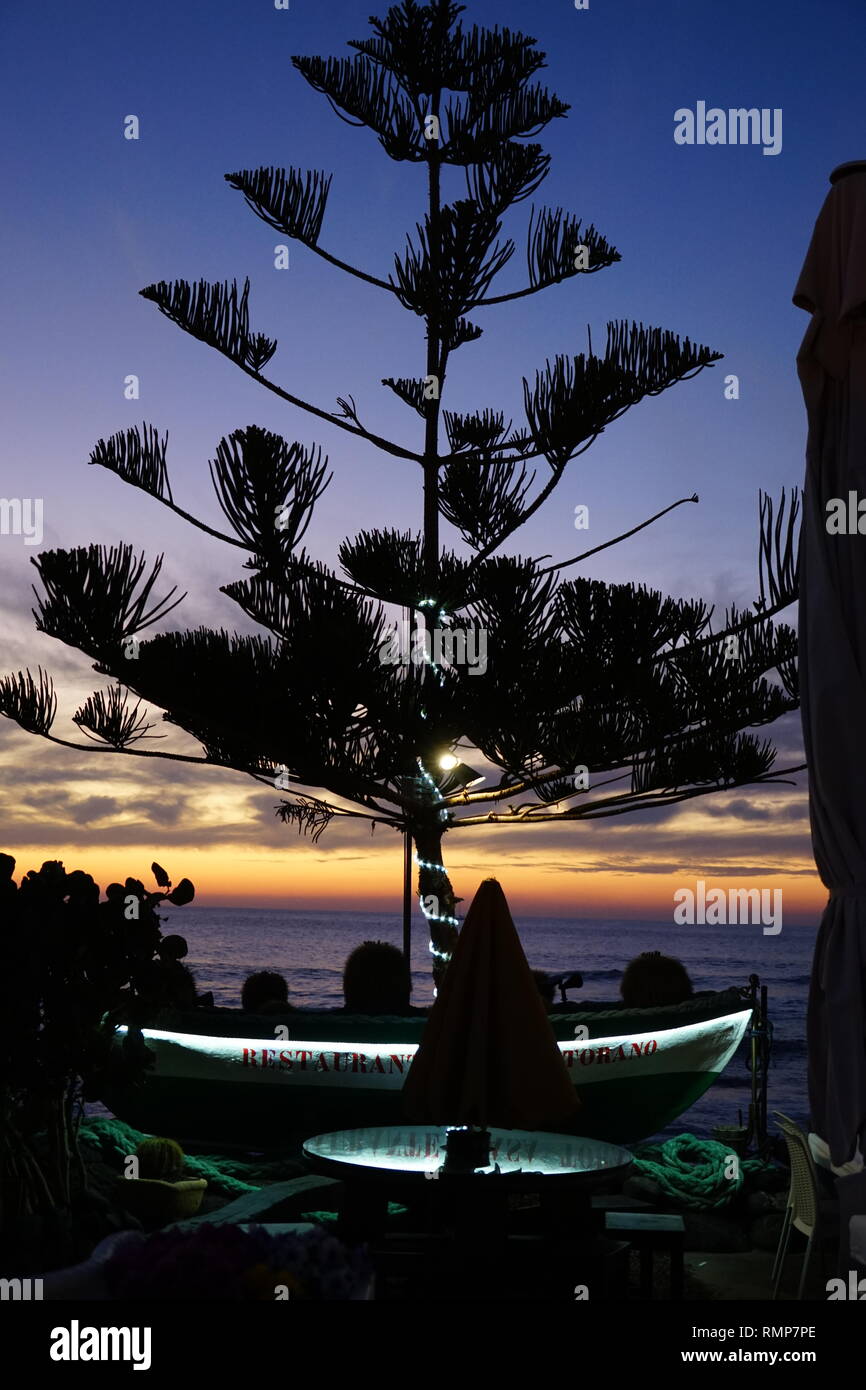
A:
[[631, 1042, 642, 1057], [388, 1054, 405, 1074], [579, 1050, 594, 1066], [279, 1049, 293, 1070], [296, 1050, 312, 1069], [242, 1047, 256, 1067], [315, 1052, 329, 1071], [644, 1039, 658, 1055], [371, 1056, 386, 1074], [351, 1052, 367, 1073], [562, 1049, 575, 1067]]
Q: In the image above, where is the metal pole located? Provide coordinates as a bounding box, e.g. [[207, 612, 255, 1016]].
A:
[[401, 599, 413, 983], [402, 825, 412, 985]]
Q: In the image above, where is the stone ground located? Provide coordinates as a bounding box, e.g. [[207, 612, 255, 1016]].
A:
[[685, 1247, 832, 1301]]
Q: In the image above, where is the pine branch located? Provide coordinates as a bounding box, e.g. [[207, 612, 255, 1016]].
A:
[[140, 278, 277, 371], [11, 719, 395, 823], [31, 546, 185, 661], [244, 363, 423, 462], [525, 209, 620, 291], [447, 321, 716, 574], [225, 167, 331, 246], [458, 435, 600, 578], [209, 426, 331, 558], [632, 729, 777, 794], [0, 667, 57, 736], [225, 167, 398, 295], [111, 624, 405, 810], [292, 54, 424, 161], [275, 796, 336, 844], [348, 7, 545, 116], [438, 429, 565, 468], [73, 686, 161, 749], [140, 283, 423, 463], [338, 529, 474, 609], [444, 84, 570, 164], [447, 20, 548, 99], [444, 408, 510, 453], [665, 607, 798, 698], [440, 447, 534, 551], [454, 765, 807, 825], [464, 556, 559, 645], [89, 424, 252, 550], [446, 318, 484, 353], [347, 1, 446, 98], [540, 495, 699, 574], [89, 423, 173, 504], [555, 577, 711, 657], [525, 322, 722, 469], [222, 554, 384, 665], [456, 762, 577, 803], [659, 491, 801, 662], [759, 486, 800, 611], [35, 729, 220, 768], [465, 141, 550, 214], [461, 203, 623, 310], [390, 200, 514, 323], [777, 650, 798, 703], [382, 376, 430, 415], [446, 566, 797, 790]]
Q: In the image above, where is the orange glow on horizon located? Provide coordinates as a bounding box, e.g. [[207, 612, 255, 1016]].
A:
[[5, 839, 828, 922]]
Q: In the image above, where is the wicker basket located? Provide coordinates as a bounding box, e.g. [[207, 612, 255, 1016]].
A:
[[117, 1177, 208, 1229]]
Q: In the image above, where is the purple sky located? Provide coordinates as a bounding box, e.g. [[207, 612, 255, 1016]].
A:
[[1, 0, 863, 918]]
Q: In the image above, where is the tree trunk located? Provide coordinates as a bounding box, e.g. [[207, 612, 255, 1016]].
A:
[[413, 823, 458, 992], [415, 83, 452, 994]]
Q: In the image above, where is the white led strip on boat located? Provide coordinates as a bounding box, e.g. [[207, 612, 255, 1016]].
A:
[[115, 1009, 751, 1091]]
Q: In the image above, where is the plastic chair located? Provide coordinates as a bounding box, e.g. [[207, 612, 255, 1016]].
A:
[[772, 1111, 836, 1299]]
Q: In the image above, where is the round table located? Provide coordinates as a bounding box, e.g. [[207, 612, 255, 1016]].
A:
[[303, 1126, 634, 1298], [304, 1124, 632, 1186]]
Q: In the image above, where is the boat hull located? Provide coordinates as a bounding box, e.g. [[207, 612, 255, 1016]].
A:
[[101, 990, 751, 1147]]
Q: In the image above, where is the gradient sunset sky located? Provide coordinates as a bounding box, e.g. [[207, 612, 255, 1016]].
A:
[[2, 0, 863, 921]]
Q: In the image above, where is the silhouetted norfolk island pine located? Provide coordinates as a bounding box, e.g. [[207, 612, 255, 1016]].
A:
[[1, 2, 801, 985]]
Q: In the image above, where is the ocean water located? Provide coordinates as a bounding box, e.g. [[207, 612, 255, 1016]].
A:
[[157, 905, 814, 1140]]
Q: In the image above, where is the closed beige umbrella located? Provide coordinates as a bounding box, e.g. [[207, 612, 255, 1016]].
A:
[[402, 877, 579, 1130], [795, 161, 866, 1172]]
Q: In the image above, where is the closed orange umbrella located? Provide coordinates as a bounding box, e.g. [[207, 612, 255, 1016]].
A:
[[402, 878, 580, 1130]]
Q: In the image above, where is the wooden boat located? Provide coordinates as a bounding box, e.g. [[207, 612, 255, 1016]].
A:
[[101, 988, 752, 1146]]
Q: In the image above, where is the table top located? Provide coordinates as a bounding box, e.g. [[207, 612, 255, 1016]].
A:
[[303, 1125, 633, 1183]]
